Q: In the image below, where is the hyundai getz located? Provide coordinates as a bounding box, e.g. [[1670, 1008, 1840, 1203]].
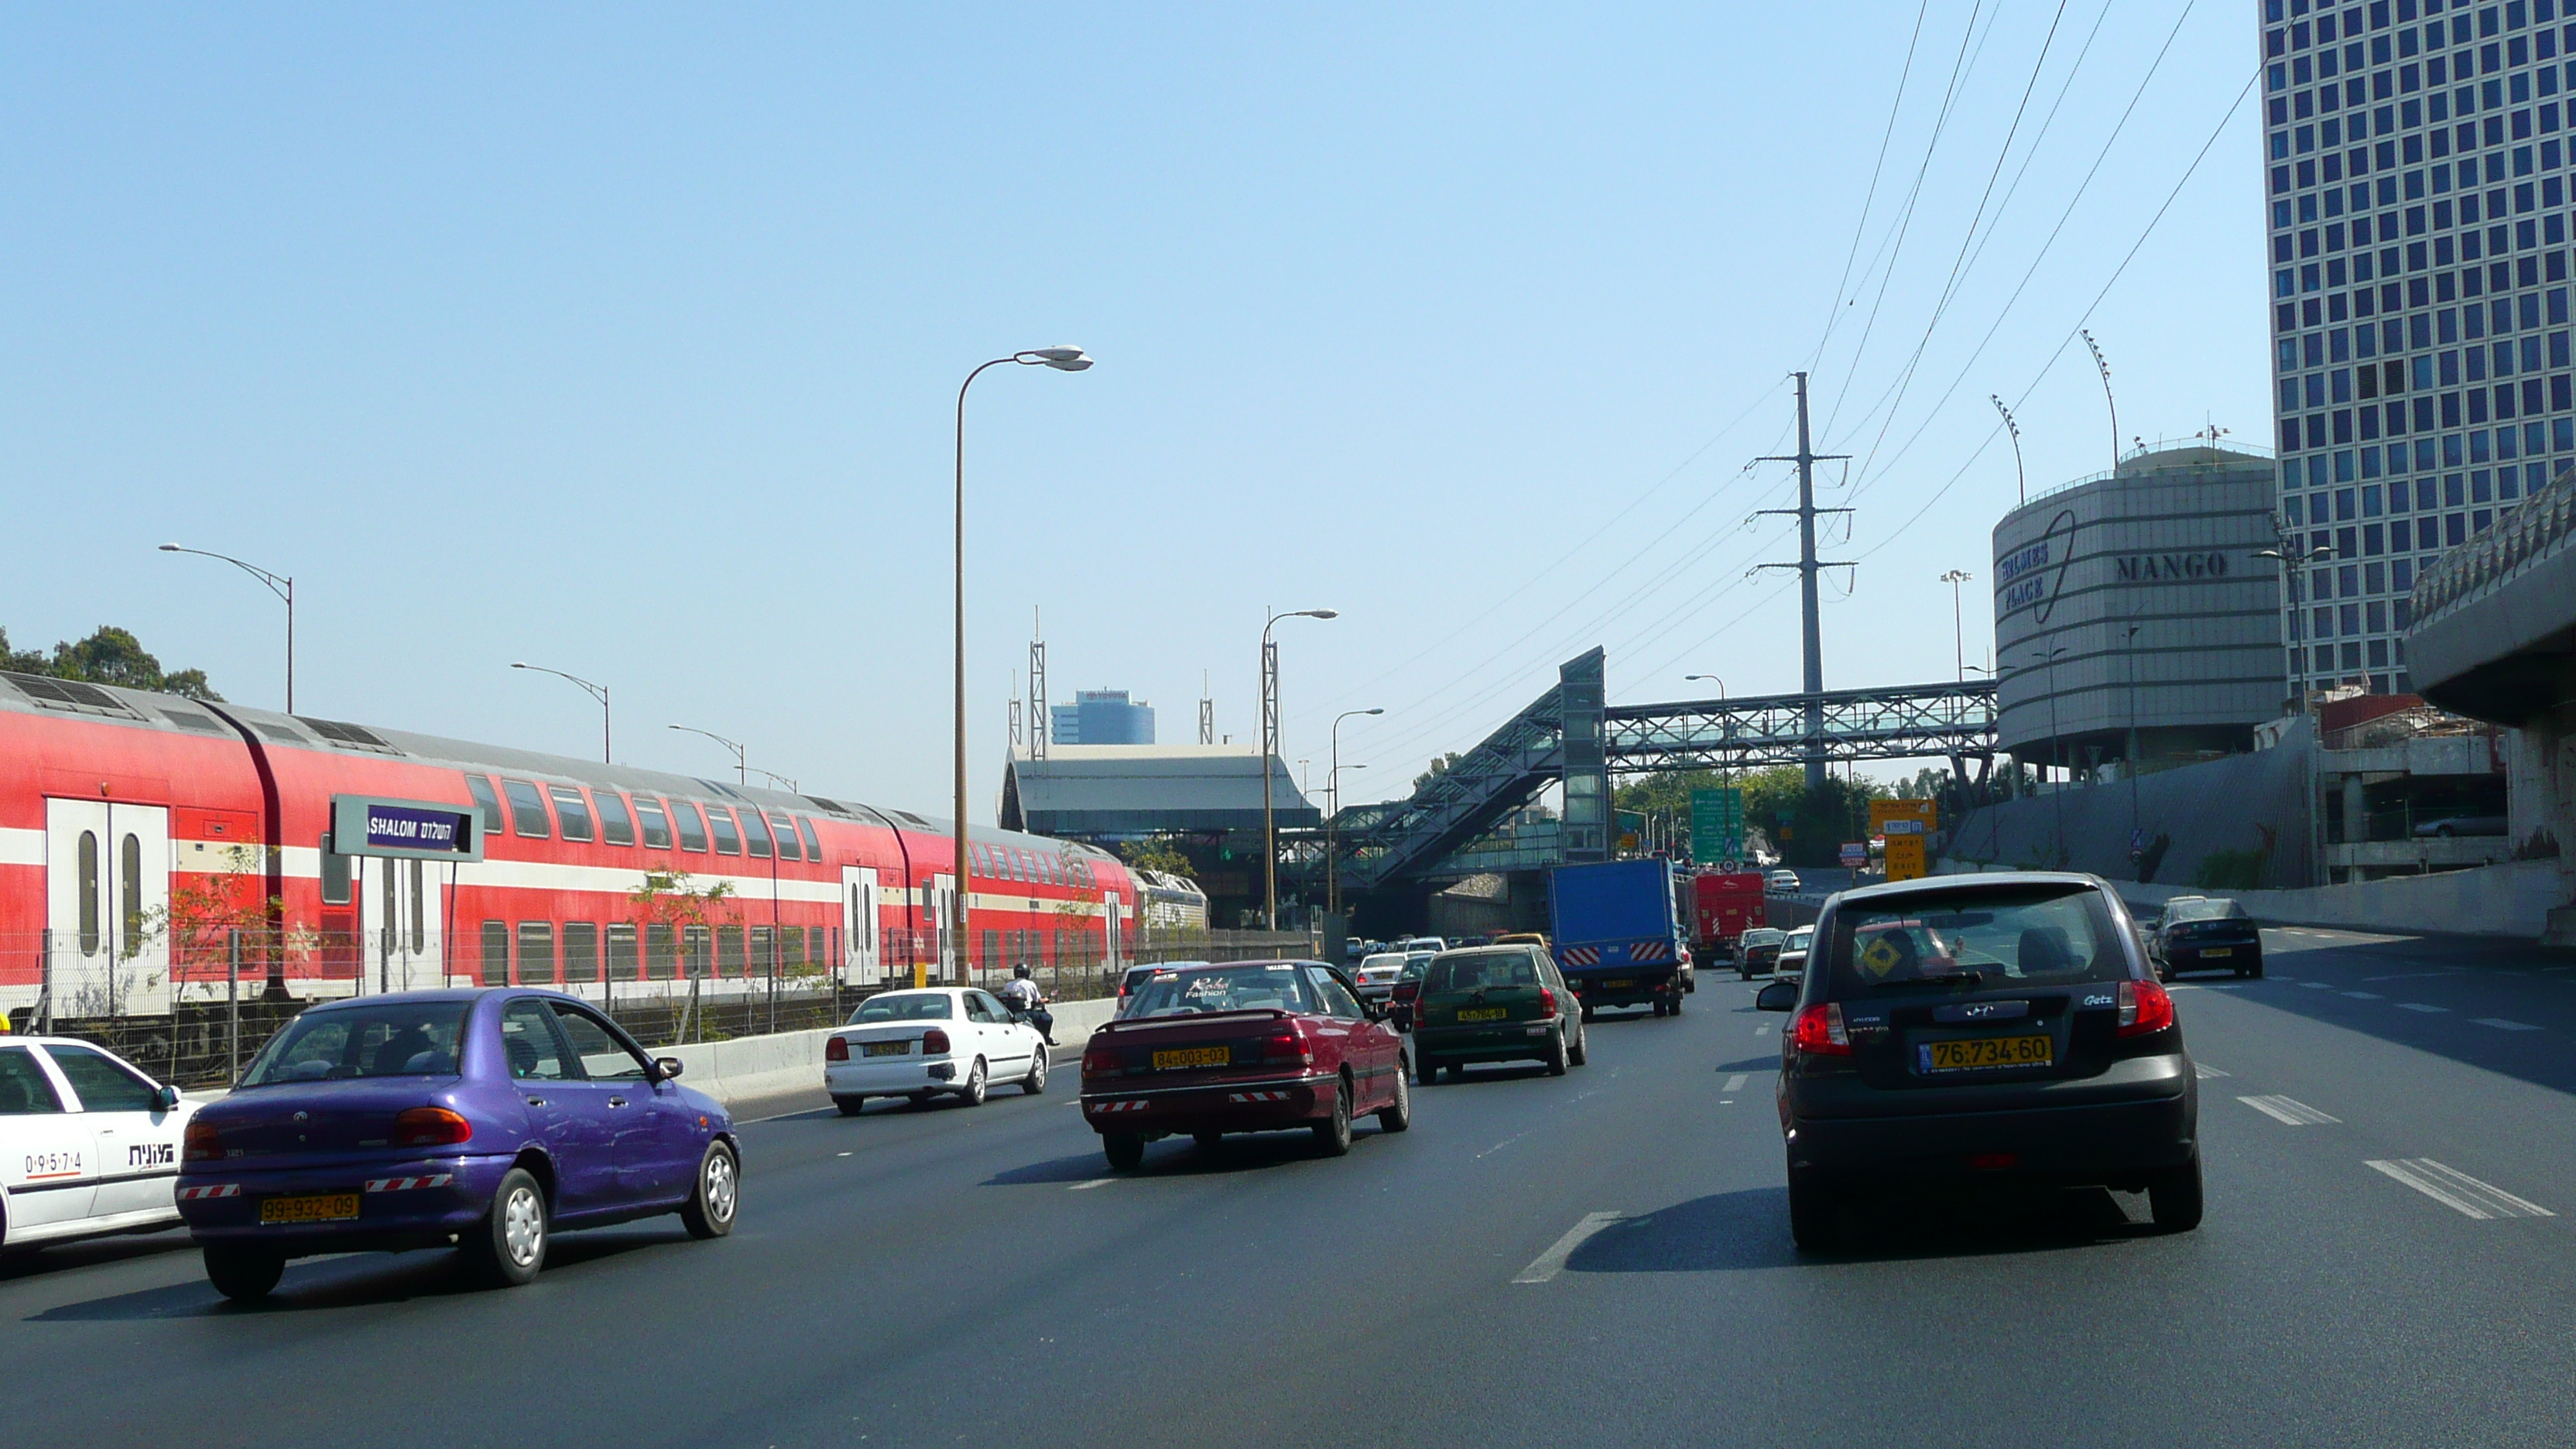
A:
[[1756, 872, 2199, 1251]]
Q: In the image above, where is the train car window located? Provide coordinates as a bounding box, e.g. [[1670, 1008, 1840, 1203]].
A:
[[769, 813, 800, 862], [481, 920, 510, 986], [645, 923, 677, 979], [748, 927, 772, 975], [705, 805, 742, 856], [549, 786, 594, 843], [562, 922, 599, 983], [635, 798, 673, 849], [683, 924, 711, 978], [464, 774, 505, 834], [517, 922, 557, 984], [606, 923, 639, 981], [670, 800, 707, 852], [718, 925, 746, 976], [1043, 854, 1060, 886], [320, 832, 353, 905], [502, 779, 552, 839], [740, 810, 773, 860], [595, 791, 635, 846], [798, 817, 823, 861]]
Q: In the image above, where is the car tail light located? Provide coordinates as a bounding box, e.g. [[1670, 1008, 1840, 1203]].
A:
[[824, 1035, 850, 1062], [392, 1107, 474, 1148], [1081, 1043, 1122, 1079], [1262, 1024, 1314, 1067], [183, 1119, 222, 1163], [1793, 1002, 1852, 1057], [2116, 979, 2175, 1037], [1392, 983, 1417, 1002], [1537, 986, 1557, 1017], [923, 1027, 952, 1055]]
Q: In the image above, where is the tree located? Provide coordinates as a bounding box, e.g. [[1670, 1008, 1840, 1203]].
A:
[[1, 625, 221, 701], [1118, 839, 1195, 879], [1413, 752, 1465, 790]]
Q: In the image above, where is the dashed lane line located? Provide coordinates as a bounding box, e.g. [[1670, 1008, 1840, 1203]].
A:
[[1754, 1023, 1776, 1037], [1721, 1074, 1749, 1092], [2239, 1094, 2341, 1126], [1513, 1212, 1625, 1284], [2193, 1062, 2230, 1079], [1069, 1178, 1115, 1191], [2299, 981, 2334, 991], [2397, 1002, 2448, 1013], [2474, 1018, 2543, 1032], [2366, 1159, 2555, 1220], [2341, 991, 2384, 1000]]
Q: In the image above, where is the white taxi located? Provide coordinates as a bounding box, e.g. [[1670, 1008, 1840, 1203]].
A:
[[2, 1036, 197, 1252], [823, 988, 1047, 1115]]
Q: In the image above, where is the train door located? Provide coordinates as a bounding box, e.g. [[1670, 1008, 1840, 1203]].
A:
[[930, 873, 957, 987], [841, 866, 881, 986], [1102, 891, 1124, 973], [43, 800, 171, 1019], [360, 857, 443, 994]]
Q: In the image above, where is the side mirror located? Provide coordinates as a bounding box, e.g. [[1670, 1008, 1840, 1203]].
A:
[[654, 1057, 686, 1081], [155, 1084, 182, 1112], [1754, 980, 1800, 1012]]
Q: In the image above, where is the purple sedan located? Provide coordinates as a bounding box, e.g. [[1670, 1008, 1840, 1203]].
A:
[[177, 988, 738, 1300]]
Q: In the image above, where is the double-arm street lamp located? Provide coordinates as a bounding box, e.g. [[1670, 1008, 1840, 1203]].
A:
[[1262, 608, 1338, 930], [668, 723, 748, 785], [514, 663, 611, 762], [1326, 707, 1383, 918], [2256, 535, 2337, 701], [159, 544, 294, 711]]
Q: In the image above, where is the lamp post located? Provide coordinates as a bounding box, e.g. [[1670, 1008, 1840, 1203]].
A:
[[2255, 532, 2336, 704], [953, 347, 1093, 978], [159, 544, 294, 711], [1327, 707, 1383, 918], [1940, 570, 1975, 682], [1684, 675, 1728, 697], [2029, 645, 2071, 865], [2082, 329, 2121, 474], [1262, 607, 1338, 930], [668, 724, 747, 785], [1990, 397, 2026, 508], [2123, 622, 2143, 869], [513, 663, 610, 762]]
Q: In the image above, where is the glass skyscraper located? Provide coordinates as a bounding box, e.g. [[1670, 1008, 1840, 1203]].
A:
[[2263, 0, 2571, 699]]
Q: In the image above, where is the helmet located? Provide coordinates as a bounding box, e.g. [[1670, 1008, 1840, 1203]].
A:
[[1014, 964, 1032, 978]]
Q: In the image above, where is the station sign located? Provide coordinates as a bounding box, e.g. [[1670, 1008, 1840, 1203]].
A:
[[330, 795, 484, 862]]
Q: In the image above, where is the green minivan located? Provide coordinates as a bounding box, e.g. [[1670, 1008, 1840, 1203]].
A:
[[1409, 945, 1588, 1084]]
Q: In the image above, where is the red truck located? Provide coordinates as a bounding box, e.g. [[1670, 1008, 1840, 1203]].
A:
[[1691, 872, 1766, 965]]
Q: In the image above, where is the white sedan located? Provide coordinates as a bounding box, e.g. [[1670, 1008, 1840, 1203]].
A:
[[2, 1035, 198, 1252], [824, 988, 1047, 1115]]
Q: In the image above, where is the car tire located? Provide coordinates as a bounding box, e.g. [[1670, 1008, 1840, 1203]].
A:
[[1652, 999, 1670, 1018], [1415, 1054, 1440, 1086], [907, 1091, 935, 1107], [1447, 1062, 1470, 1084], [1377, 1067, 1413, 1132], [680, 1139, 738, 1240], [461, 1166, 547, 1288], [2245, 953, 2264, 979], [1567, 1025, 1588, 1067], [1194, 1131, 1225, 1151], [1738, 968, 1754, 981], [1544, 1028, 1570, 1077], [204, 1246, 285, 1302], [833, 1094, 865, 1116], [1581, 1004, 1598, 1021], [1102, 1132, 1145, 1170], [1668, 991, 1684, 1016], [1313, 1079, 1354, 1156], [1787, 1174, 1839, 1253], [2149, 1153, 2205, 1232], [1022, 1046, 1048, 1095], [959, 1057, 988, 1108]]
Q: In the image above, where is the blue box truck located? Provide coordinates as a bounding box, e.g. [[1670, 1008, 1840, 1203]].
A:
[[1547, 859, 1688, 1017]]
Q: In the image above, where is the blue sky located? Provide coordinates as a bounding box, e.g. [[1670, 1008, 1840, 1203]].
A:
[[2, 3, 2264, 818]]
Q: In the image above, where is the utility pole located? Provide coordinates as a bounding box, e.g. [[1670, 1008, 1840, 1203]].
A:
[[1756, 372, 1853, 792]]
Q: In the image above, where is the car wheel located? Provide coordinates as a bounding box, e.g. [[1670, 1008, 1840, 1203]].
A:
[[907, 1091, 935, 1107], [1581, 1004, 1598, 1021], [1567, 1024, 1588, 1067], [960, 1057, 988, 1107], [1102, 1132, 1145, 1170], [2247, 955, 2264, 979], [1738, 968, 1754, 981], [1022, 1046, 1049, 1095], [680, 1139, 738, 1240], [1667, 991, 1684, 1016], [461, 1166, 547, 1288], [1377, 1066, 1413, 1132], [1544, 1028, 1570, 1077], [1652, 999, 1670, 1018], [1312, 1079, 1354, 1156], [2149, 1153, 2205, 1232], [833, 1094, 865, 1116], [1447, 1062, 1470, 1084], [1787, 1174, 1839, 1253], [1193, 1131, 1225, 1151], [1415, 1054, 1440, 1085], [204, 1246, 285, 1302]]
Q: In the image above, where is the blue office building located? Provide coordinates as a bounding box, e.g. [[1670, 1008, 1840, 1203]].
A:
[[1050, 689, 1156, 745]]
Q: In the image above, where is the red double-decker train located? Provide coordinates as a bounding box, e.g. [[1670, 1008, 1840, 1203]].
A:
[[0, 670, 1144, 1022]]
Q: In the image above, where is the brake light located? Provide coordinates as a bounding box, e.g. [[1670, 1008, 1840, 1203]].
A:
[[1792, 1002, 1852, 1057], [1262, 1025, 1314, 1067], [824, 1035, 850, 1062], [923, 1027, 951, 1055], [1392, 983, 1418, 1002], [183, 1119, 223, 1163], [1081, 1043, 1122, 1079], [2116, 979, 2175, 1037], [392, 1107, 474, 1148], [1537, 986, 1557, 1017]]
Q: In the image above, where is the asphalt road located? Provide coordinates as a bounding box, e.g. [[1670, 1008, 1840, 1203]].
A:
[[11, 927, 2576, 1447]]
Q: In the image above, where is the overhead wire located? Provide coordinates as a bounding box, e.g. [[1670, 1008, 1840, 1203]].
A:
[[1806, 0, 1935, 375]]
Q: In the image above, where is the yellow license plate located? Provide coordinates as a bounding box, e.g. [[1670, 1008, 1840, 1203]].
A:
[[1601, 978, 1634, 988], [1152, 1046, 1229, 1070], [862, 1041, 908, 1057], [259, 1193, 359, 1225], [1457, 1007, 1509, 1022], [1921, 1035, 2053, 1073], [2200, 947, 2232, 957]]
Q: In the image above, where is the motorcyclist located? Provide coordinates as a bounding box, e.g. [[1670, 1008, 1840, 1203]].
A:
[[999, 964, 1053, 1043]]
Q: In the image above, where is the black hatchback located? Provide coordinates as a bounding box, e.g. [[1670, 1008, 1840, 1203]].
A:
[[2155, 897, 2263, 978], [1756, 872, 2199, 1250]]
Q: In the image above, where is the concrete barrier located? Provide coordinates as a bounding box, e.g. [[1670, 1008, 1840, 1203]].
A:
[[1935, 856, 2570, 942], [676, 995, 1122, 1108]]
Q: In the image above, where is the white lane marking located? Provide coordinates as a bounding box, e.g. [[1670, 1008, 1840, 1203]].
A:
[[2194, 1062, 2230, 1079], [836, 1151, 853, 1158], [1513, 1211, 1625, 1284], [1069, 1177, 1115, 1191], [2474, 1018, 2543, 1032], [1753, 1024, 1776, 1037], [2239, 1094, 2341, 1125], [2167, 983, 2202, 992], [2341, 991, 2384, 1000], [1475, 1131, 1533, 1160], [2272, 973, 2300, 980], [2299, 981, 2334, 991], [2366, 1160, 2555, 1219], [2398, 1002, 2449, 1013], [1721, 1074, 1749, 1092]]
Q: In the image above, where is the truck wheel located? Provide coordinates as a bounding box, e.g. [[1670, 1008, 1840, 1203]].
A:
[[1652, 999, 1670, 1018], [1103, 1132, 1145, 1170], [1667, 990, 1683, 1016]]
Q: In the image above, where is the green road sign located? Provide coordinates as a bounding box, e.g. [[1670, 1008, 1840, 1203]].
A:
[[1689, 786, 1743, 865]]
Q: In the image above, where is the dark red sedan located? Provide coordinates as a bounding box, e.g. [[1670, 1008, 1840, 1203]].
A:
[[1080, 960, 1410, 1169]]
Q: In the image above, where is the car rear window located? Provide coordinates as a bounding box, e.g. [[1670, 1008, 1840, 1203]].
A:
[[852, 992, 951, 1023], [2165, 899, 2248, 923], [241, 1003, 471, 1085], [1826, 885, 2126, 995], [1123, 962, 1316, 1017], [1423, 951, 1540, 992]]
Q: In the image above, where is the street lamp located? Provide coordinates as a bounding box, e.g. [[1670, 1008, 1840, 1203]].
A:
[[159, 544, 294, 711], [513, 663, 611, 762], [1262, 607, 1338, 930], [668, 724, 747, 785], [954, 347, 1094, 979], [1990, 397, 2026, 508], [2255, 536, 2336, 701], [750, 769, 800, 793], [1684, 675, 1728, 697], [2028, 645, 2071, 865], [1940, 570, 1975, 682], [1327, 707, 1383, 917], [2122, 622, 2143, 869]]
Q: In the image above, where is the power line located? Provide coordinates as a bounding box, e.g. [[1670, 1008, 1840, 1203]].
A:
[[1807, 0, 1934, 375]]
